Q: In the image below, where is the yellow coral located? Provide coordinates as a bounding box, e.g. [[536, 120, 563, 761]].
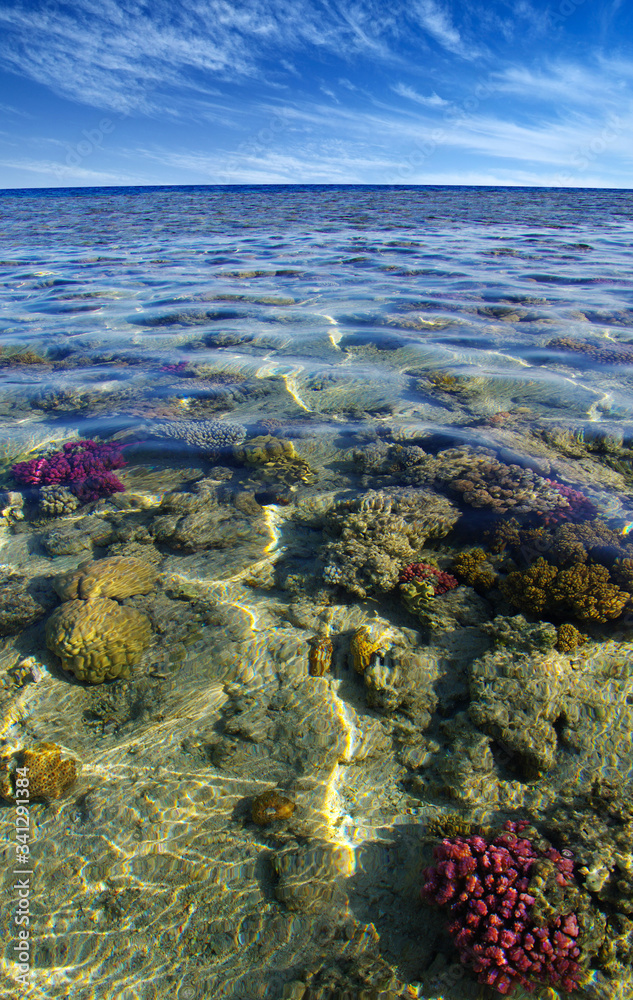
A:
[[350, 622, 394, 674], [0, 743, 78, 801], [46, 597, 152, 683], [53, 556, 157, 601]]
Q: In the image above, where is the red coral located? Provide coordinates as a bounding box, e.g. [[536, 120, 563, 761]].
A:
[[421, 821, 582, 995], [12, 439, 126, 503], [399, 562, 458, 593]]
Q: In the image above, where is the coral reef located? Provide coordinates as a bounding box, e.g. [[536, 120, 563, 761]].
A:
[[43, 514, 115, 556], [46, 597, 152, 683], [480, 614, 557, 654], [542, 480, 598, 525], [546, 781, 633, 981], [402, 448, 569, 518], [449, 458, 569, 517], [144, 419, 246, 459], [320, 489, 458, 597], [546, 336, 633, 365], [308, 635, 333, 676], [502, 557, 630, 622], [233, 434, 316, 484], [353, 441, 427, 476], [11, 439, 126, 503], [0, 743, 78, 801], [468, 643, 570, 775], [421, 820, 590, 994], [53, 556, 157, 601]]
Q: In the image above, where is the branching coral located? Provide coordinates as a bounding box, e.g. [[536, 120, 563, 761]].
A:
[[556, 623, 588, 653], [451, 548, 497, 592], [399, 562, 458, 593], [502, 558, 629, 622], [422, 820, 586, 994], [12, 439, 126, 503]]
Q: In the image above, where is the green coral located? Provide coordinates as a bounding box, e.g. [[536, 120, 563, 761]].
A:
[[502, 557, 630, 622]]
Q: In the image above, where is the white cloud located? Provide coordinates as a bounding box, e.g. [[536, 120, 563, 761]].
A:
[[391, 83, 449, 107], [410, 0, 475, 58]]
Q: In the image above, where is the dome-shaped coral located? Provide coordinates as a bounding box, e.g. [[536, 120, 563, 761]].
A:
[[46, 597, 152, 683], [53, 556, 157, 602]]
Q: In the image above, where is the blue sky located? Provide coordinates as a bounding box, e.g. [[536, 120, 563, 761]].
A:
[[0, 0, 631, 188]]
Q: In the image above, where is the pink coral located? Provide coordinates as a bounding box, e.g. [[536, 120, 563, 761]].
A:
[[542, 481, 598, 526], [399, 562, 458, 594], [421, 821, 582, 995], [12, 439, 126, 503]]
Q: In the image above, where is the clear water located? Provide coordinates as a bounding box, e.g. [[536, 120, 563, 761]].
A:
[[0, 185, 632, 1000]]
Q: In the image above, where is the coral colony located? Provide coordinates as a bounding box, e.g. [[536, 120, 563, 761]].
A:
[[422, 821, 582, 995], [399, 562, 459, 594], [542, 480, 598, 526], [11, 439, 126, 503]]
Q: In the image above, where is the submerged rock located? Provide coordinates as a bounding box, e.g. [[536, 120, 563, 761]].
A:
[[0, 566, 56, 636]]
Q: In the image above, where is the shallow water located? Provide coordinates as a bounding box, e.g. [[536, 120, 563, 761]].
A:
[[0, 185, 632, 1000]]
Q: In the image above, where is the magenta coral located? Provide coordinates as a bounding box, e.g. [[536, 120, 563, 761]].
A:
[[159, 361, 190, 375], [12, 439, 126, 503], [421, 821, 582, 995], [542, 481, 598, 526], [399, 562, 458, 594]]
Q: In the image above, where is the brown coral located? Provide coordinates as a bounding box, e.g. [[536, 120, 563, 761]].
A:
[[451, 548, 497, 592], [502, 557, 629, 622], [0, 743, 78, 801], [556, 623, 588, 653], [430, 452, 570, 517], [53, 556, 157, 602], [46, 597, 152, 683]]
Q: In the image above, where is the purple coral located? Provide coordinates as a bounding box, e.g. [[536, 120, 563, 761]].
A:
[[12, 439, 126, 503], [421, 820, 582, 995], [542, 481, 598, 526], [399, 562, 458, 594]]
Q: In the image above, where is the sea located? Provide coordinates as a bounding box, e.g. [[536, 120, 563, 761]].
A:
[[0, 185, 632, 1000]]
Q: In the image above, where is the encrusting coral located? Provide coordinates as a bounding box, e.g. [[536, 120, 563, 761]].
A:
[[0, 743, 78, 801]]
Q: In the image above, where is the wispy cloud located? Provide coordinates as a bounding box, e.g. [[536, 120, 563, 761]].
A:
[[410, 0, 475, 58], [391, 82, 449, 107]]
